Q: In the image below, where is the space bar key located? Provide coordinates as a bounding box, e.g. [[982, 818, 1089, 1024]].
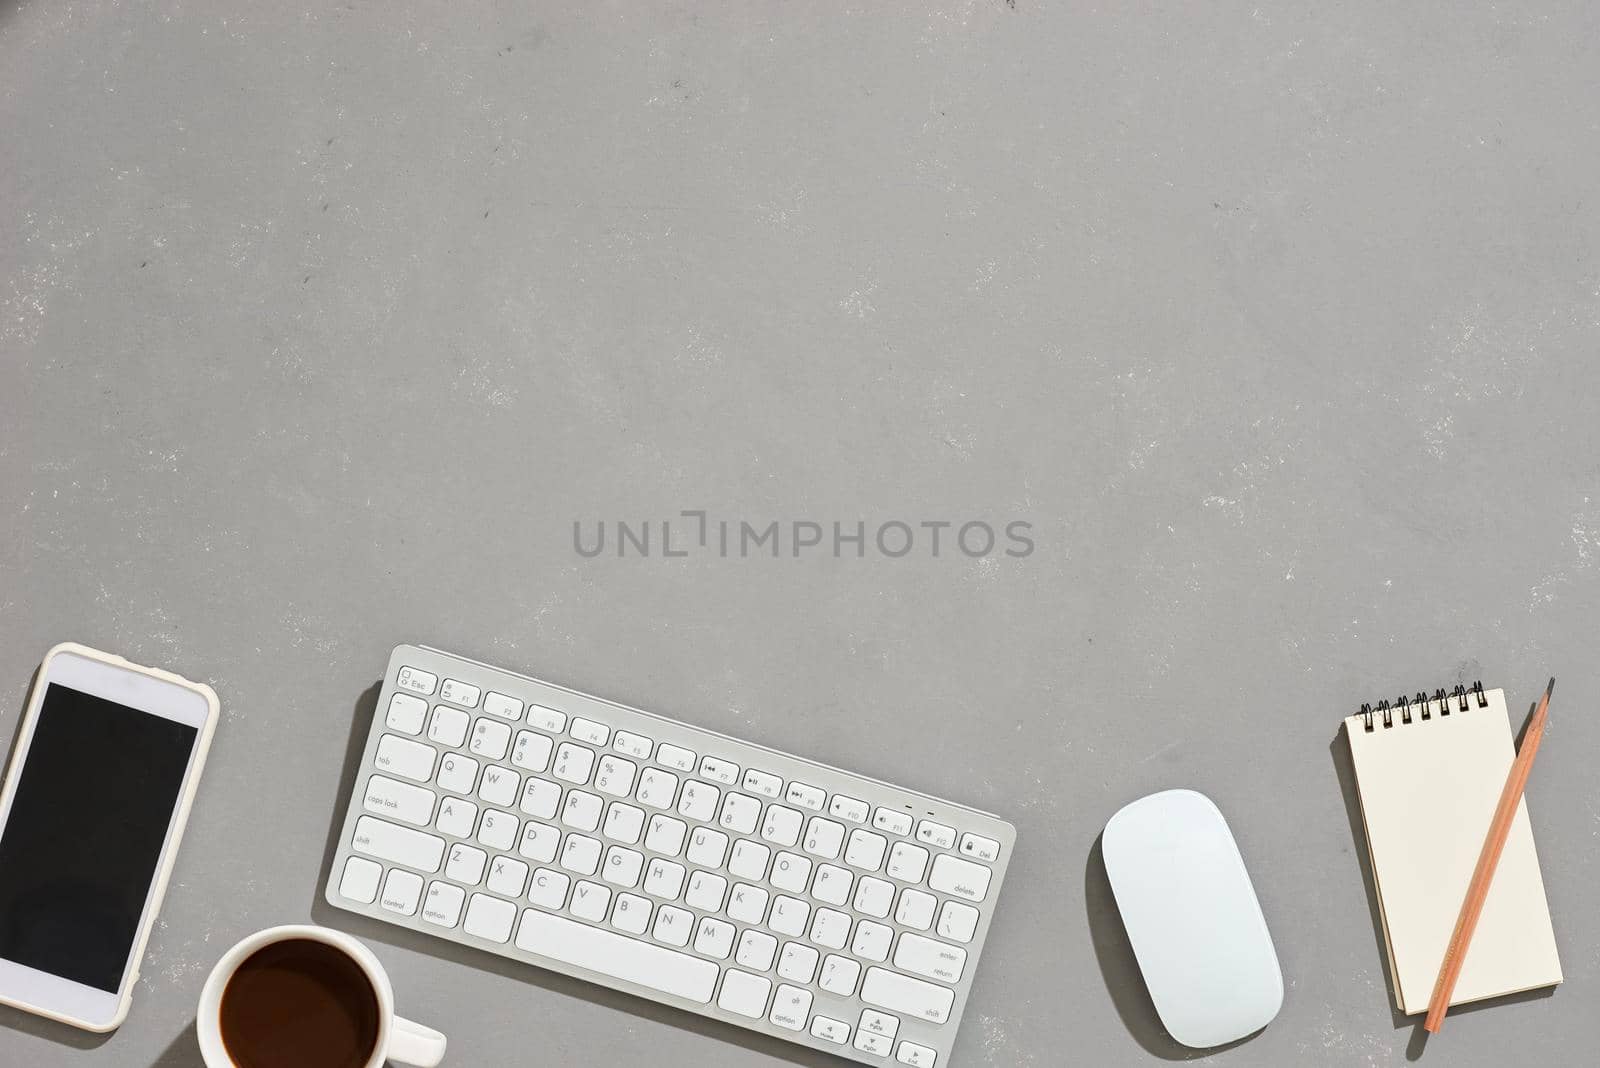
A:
[[514, 909, 719, 1005]]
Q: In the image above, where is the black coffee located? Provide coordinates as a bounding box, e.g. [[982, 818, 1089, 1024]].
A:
[[219, 938, 381, 1068]]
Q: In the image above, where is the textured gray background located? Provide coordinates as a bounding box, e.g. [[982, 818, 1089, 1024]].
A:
[[3, 1, 1598, 1065]]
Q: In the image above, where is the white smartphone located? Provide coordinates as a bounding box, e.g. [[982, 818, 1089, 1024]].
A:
[[0, 642, 218, 1032]]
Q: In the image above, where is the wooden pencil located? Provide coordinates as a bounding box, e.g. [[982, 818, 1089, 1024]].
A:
[[1423, 677, 1554, 1033]]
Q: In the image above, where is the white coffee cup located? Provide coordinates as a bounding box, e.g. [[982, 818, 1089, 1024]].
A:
[[198, 925, 446, 1068]]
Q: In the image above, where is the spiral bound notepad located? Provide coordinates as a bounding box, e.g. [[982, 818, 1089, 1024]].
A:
[[1344, 683, 1562, 1014]]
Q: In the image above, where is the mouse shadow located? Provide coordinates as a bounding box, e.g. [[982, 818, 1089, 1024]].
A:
[[1328, 715, 1555, 1063], [306, 683, 843, 1068], [1084, 834, 1259, 1061]]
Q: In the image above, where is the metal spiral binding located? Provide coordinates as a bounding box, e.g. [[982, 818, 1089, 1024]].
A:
[[1361, 681, 1485, 732]]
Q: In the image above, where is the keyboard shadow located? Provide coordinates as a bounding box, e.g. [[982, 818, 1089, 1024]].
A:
[[309, 682, 843, 1068]]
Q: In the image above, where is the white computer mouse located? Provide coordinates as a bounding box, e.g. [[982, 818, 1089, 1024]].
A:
[[1102, 789, 1283, 1049]]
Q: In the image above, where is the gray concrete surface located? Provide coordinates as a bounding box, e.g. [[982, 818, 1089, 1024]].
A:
[[3, 2, 1599, 1065]]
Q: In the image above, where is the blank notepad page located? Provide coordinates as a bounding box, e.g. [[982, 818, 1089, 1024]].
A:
[[1345, 688, 1561, 1014]]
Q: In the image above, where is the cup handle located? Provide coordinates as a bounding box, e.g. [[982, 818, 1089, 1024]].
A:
[[388, 1016, 448, 1067]]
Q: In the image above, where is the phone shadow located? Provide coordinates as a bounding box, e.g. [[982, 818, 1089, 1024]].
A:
[[306, 682, 842, 1068]]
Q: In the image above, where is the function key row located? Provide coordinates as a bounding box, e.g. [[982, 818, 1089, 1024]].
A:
[[392, 668, 1002, 859]]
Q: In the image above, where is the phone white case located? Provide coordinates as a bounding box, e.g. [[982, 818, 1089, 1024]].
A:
[[0, 642, 219, 1032]]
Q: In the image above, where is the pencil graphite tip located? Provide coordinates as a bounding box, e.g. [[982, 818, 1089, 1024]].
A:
[[1545, 676, 1555, 700]]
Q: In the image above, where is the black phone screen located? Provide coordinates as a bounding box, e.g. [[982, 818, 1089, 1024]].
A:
[[0, 683, 198, 992]]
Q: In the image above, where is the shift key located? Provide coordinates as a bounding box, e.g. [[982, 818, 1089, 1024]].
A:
[[352, 816, 445, 873]]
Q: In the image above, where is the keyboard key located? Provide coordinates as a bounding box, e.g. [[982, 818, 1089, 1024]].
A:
[[761, 805, 803, 847], [527, 704, 567, 733], [602, 846, 644, 887], [844, 829, 888, 871], [478, 810, 518, 851], [519, 822, 560, 864], [699, 756, 739, 785], [552, 743, 595, 785], [652, 904, 694, 946], [860, 968, 954, 1024], [872, 808, 913, 836], [464, 893, 517, 943], [381, 869, 423, 915], [860, 1009, 900, 1042], [885, 842, 930, 883], [853, 877, 894, 918], [819, 954, 861, 996], [511, 730, 554, 773], [528, 867, 569, 909], [515, 908, 719, 1003], [437, 753, 478, 794], [717, 970, 770, 1018], [685, 871, 728, 912], [677, 780, 718, 821], [736, 929, 777, 971], [768, 896, 810, 938], [437, 797, 477, 838], [375, 735, 435, 783], [642, 858, 686, 900], [613, 730, 653, 759], [803, 817, 846, 859], [637, 768, 681, 810], [959, 832, 1000, 862], [785, 782, 825, 811], [352, 816, 445, 873], [685, 827, 729, 868], [487, 856, 530, 897], [643, 814, 687, 856], [478, 765, 519, 808], [571, 717, 610, 746], [769, 851, 812, 893], [937, 901, 980, 944], [856, 1032, 893, 1057], [694, 917, 736, 960], [519, 778, 561, 819], [362, 774, 436, 827], [728, 840, 771, 881], [655, 743, 696, 772], [594, 755, 637, 797], [718, 792, 762, 835], [561, 790, 603, 832], [395, 666, 437, 696], [896, 1040, 938, 1066], [338, 857, 382, 904], [610, 892, 651, 935], [728, 883, 769, 925], [809, 908, 851, 950], [851, 920, 893, 962], [928, 854, 991, 902], [469, 718, 512, 760], [829, 795, 869, 823], [483, 691, 523, 720], [894, 932, 967, 984], [743, 769, 782, 798], [915, 821, 955, 850], [896, 889, 937, 932], [811, 863, 852, 906], [428, 705, 470, 748], [560, 834, 602, 876], [440, 679, 480, 708], [446, 842, 488, 884], [422, 881, 465, 927], [777, 942, 819, 983], [603, 802, 646, 844], [385, 693, 427, 735], [769, 983, 812, 1031], [571, 880, 611, 921], [810, 1016, 850, 1044]]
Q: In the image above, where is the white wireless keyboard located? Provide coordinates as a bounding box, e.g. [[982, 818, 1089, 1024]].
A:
[[327, 646, 1016, 1066]]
